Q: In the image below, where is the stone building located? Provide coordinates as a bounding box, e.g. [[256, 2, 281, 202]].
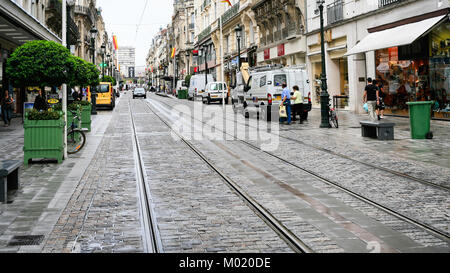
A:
[[305, 0, 450, 119]]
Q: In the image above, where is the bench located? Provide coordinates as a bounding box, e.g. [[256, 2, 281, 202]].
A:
[[360, 121, 396, 140], [0, 160, 21, 203]]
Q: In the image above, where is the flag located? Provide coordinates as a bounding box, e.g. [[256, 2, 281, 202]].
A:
[[221, 0, 232, 6], [171, 47, 176, 58], [113, 35, 119, 50]]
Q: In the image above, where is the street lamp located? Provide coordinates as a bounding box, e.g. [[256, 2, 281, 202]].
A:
[[203, 44, 208, 86], [235, 25, 242, 73], [101, 44, 106, 78], [107, 53, 111, 76], [90, 27, 98, 115], [186, 50, 190, 76], [317, 0, 330, 128]]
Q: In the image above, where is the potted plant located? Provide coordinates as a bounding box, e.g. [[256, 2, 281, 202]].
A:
[[23, 109, 64, 165], [6, 40, 73, 164]]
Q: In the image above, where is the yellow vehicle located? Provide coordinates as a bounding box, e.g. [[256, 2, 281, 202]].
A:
[[95, 82, 115, 110]]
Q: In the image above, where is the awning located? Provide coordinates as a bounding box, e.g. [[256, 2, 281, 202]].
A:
[[345, 15, 446, 56]]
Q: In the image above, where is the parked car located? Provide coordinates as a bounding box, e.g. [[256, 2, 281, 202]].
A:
[[202, 82, 228, 104], [188, 74, 214, 100], [232, 64, 312, 120], [96, 82, 115, 110], [133, 88, 147, 99], [175, 80, 188, 97]]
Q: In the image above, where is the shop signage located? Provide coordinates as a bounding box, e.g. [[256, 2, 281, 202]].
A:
[[192, 50, 199, 56], [48, 94, 60, 105], [264, 49, 270, 60], [389, 47, 398, 62], [278, 44, 285, 57]]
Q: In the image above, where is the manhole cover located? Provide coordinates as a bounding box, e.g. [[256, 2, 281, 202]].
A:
[[7, 235, 45, 246]]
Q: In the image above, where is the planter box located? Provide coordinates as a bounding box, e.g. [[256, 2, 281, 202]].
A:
[[23, 113, 64, 165], [67, 107, 82, 130], [80, 104, 92, 132]]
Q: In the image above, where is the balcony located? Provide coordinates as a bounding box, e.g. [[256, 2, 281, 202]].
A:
[[221, 2, 240, 25], [74, 5, 96, 24], [327, 0, 343, 25], [379, 0, 404, 7], [198, 25, 211, 42]]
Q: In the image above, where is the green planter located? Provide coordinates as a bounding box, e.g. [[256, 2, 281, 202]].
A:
[[80, 104, 92, 132], [23, 112, 64, 165]]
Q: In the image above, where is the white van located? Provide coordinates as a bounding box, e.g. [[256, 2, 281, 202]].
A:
[[233, 65, 312, 119], [175, 80, 187, 97], [202, 82, 228, 104], [188, 74, 214, 100]]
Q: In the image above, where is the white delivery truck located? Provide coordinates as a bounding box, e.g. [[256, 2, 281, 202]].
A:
[[232, 64, 312, 121], [188, 74, 214, 100], [175, 80, 187, 97]]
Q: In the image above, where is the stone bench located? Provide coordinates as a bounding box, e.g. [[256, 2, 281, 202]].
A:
[[0, 160, 21, 203], [360, 121, 396, 141]]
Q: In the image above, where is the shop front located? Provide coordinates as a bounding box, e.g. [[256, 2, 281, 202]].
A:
[[346, 12, 449, 120], [374, 22, 449, 119], [0, 2, 61, 117]]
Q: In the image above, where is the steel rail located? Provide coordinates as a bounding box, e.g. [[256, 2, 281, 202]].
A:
[[150, 95, 450, 243], [141, 99, 313, 254], [157, 96, 450, 191], [129, 98, 164, 253]]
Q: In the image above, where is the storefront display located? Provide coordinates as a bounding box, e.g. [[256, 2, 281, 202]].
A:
[[375, 20, 450, 120]]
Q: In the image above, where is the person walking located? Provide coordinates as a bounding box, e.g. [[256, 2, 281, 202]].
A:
[[291, 85, 304, 124], [33, 89, 48, 111], [281, 83, 292, 125], [363, 78, 379, 121], [375, 79, 386, 120], [1, 90, 14, 127]]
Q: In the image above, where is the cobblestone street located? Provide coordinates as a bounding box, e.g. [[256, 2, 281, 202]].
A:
[[1, 91, 448, 254]]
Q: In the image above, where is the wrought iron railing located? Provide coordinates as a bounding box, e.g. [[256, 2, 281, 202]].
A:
[[379, 0, 404, 7], [221, 2, 240, 25], [327, 0, 343, 25]]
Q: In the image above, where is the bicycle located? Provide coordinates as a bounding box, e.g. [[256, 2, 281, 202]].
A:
[[329, 104, 339, 128], [67, 110, 86, 154]]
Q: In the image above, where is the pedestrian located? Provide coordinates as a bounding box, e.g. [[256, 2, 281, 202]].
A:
[[375, 79, 386, 120], [1, 90, 14, 127], [291, 85, 304, 124], [33, 89, 48, 112], [363, 77, 379, 121], [281, 83, 292, 125]]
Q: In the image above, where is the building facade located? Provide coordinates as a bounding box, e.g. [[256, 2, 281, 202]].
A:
[[306, 0, 450, 120], [118, 46, 136, 79]]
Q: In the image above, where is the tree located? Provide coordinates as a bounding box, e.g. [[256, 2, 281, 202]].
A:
[[6, 40, 72, 90], [185, 74, 192, 88]]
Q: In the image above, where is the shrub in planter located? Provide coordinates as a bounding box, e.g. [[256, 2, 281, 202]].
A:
[[24, 110, 64, 165]]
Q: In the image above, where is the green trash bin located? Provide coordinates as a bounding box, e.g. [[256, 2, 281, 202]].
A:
[[406, 101, 433, 139], [178, 89, 188, 99]]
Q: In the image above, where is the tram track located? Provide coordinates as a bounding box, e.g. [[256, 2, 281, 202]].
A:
[[148, 95, 450, 244], [139, 98, 313, 253], [129, 98, 163, 253], [159, 96, 450, 191]]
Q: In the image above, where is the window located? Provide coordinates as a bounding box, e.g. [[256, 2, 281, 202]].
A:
[[274, 74, 287, 87], [260, 76, 266, 87]]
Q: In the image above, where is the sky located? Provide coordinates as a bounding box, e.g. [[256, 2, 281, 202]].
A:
[[96, 0, 174, 68]]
